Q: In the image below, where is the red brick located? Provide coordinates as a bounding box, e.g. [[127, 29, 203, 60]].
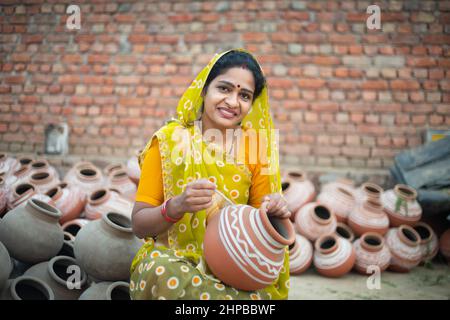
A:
[[128, 35, 153, 44], [361, 80, 389, 90], [297, 79, 325, 89], [390, 80, 420, 90]]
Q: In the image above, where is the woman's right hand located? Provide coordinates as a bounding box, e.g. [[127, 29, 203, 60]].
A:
[[169, 179, 216, 219]]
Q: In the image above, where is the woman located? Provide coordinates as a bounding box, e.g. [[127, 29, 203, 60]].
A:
[[130, 49, 291, 300]]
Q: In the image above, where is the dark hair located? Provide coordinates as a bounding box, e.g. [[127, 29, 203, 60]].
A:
[[203, 50, 266, 101]]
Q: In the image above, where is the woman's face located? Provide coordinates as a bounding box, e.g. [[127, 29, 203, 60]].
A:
[[201, 67, 255, 131]]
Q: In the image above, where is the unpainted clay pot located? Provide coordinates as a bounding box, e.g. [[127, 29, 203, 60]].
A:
[[1, 275, 55, 300], [74, 212, 142, 281], [313, 234, 356, 278], [0, 241, 13, 290], [84, 188, 133, 220], [385, 225, 422, 273], [126, 150, 142, 186], [62, 218, 90, 239], [105, 170, 137, 201], [46, 183, 86, 225], [334, 222, 355, 243], [57, 239, 75, 258], [355, 182, 384, 204], [317, 186, 355, 223], [413, 222, 439, 263], [24, 255, 88, 300], [382, 184, 422, 227], [353, 232, 391, 275], [6, 183, 54, 212], [103, 163, 127, 177], [0, 199, 64, 264], [294, 202, 337, 242], [64, 163, 105, 201], [28, 171, 60, 194], [438, 229, 450, 264], [281, 171, 316, 222], [29, 159, 59, 180], [321, 178, 355, 195], [79, 281, 130, 300], [348, 200, 389, 237], [289, 234, 313, 275], [204, 202, 295, 291]]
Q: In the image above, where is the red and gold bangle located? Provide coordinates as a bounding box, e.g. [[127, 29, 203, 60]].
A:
[[161, 198, 181, 223]]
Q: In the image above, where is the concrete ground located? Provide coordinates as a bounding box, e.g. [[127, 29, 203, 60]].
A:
[[289, 262, 450, 300]]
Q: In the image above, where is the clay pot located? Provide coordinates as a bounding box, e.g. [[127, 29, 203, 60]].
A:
[[64, 163, 105, 201], [355, 182, 384, 204], [413, 222, 439, 263], [204, 203, 295, 291], [348, 200, 389, 237], [334, 222, 355, 243], [0, 153, 20, 177], [28, 171, 60, 194], [103, 163, 127, 176], [317, 186, 355, 223], [17, 156, 33, 168], [294, 202, 337, 242], [0, 241, 13, 290], [126, 150, 142, 185], [313, 234, 356, 278], [29, 159, 59, 179], [385, 225, 422, 272], [289, 234, 313, 275], [57, 239, 75, 258], [8, 258, 32, 280], [105, 170, 137, 201], [439, 229, 450, 264], [1, 276, 55, 300], [24, 255, 88, 300], [0, 198, 64, 264], [205, 191, 232, 224], [74, 212, 142, 281], [353, 232, 391, 274], [5, 165, 33, 192], [78, 281, 130, 300], [46, 183, 86, 225], [6, 183, 54, 211], [381, 184, 422, 227], [62, 218, 90, 239], [321, 178, 355, 195], [0, 177, 7, 216], [84, 188, 133, 220], [281, 171, 316, 222]]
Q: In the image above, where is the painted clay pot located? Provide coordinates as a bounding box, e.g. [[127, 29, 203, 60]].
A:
[[0, 153, 20, 177], [321, 178, 355, 195], [439, 229, 450, 264], [6, 183, 54, 211], [281, 171, 316, 222], [313, 234, 356, 278], [355, 182, 384, 204], [0, 177, 7, 216], [334, 222, 355, 243], [353, 232, 391, 274], [84, 188, 133, 220], [381, 184, 422, 227], [46, 183, 86, 225], [289, 234, 313, 275], [0, 241, 13, 290], [412, 222, 439, 263], [28, 171, 60, 194], [29, 159, 59, 179], [317, 186, 355, 223], [294, 202, 337, 242], [64, 163, 105, 201], [24, 255, 87, 300], [105, 170, 137, 201], [385, 225, 422, 272], [205, 191, 233, 224], [204, 203, 295, 291], [0, 199, 64, 264], [348, 200, 389, 237], [1, 276, 55, 300], [74, 212, 142, 281], [62, 218, 90, 239], [79, 281, 130, 300], [126, 150, 142, 186]]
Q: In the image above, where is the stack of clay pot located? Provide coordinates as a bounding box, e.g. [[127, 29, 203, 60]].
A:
[[281, 171, 316, 222]]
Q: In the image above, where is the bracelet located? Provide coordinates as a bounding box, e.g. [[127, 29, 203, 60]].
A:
[[161, 198, 181, 223]]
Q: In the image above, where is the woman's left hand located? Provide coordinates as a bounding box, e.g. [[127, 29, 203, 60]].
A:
[[262, 194, 291, 219]]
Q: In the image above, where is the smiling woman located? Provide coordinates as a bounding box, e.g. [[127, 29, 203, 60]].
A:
[[129, 49, 290, 300]]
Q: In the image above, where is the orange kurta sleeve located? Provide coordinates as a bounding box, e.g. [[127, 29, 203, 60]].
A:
[[135, 138, 164, 206]]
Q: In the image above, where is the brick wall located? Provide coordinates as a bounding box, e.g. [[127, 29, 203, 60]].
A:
[[1, 0, 449, 173]]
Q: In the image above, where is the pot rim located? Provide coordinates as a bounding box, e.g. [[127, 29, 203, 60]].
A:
[[335, 222, 355, 242], [102, 212, 133, 234], [106, 281, 130, 300], [362, 199, 383, 214], [258, 202, 295, 246], [287, 171, 306, 182], [30, 171, 52, 185], [104, 163, 126, 175], [311, 203, 333, 225], [10, 276, 55, 300], [47, 255, 87, 288], [88, 188, 111, 205], [76, 166, 101, 182], [46, 186, 63, 201], [360, 182, 383, 198], [110, 170, 130, 182], [30, 159, 49, 170], [394, 184, 417, 201], [397, 225, 420, 247], [413, 222, 434, 243], [360, 232, 384, 252], [336, 186, 355, 201], [27, 198, 62, 219], [315, 233, 338, 254]]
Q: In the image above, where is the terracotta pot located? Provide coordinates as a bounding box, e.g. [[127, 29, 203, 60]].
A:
[[63, 163, 105, 201], [313, 234, 356, 278], [103, 163, 127, 177], [382, 184, 422, 227], [5, 165, 33, 193], [355, 182, 384, 204], [105, 170, 137, 201], [281, 171, 316, 222], [0, 199, 64, 264], [78, 281, 130, 300], [439, 229, 450, 264], [61, 218, 90, 239], [203, 202, 295, 291], [385, 225, 422, 272], [413, 222, 439, 263], [0, 241, 13, 290], [353, 232, 391, 274], [29, 159, 59, 179], [289, 234, 313, 275], [317, 186, 355, 223], [0, 177, 7, 216], [74, 212, 142, 281], [126, 150, 142, 186], [334, 222, 355, 243], [17, 156, 33, 168], [205, 191, 232, 224], [6, 183, 54, 211], [28, 171, 60, 194], [0, 153, 20, 177], [294, 202, 337, 242], [348, 200, 389, 237], [46, 183, 86, 225], [84, 188, 133, 220], [321, 178, 355, 195], [1, 275, 55, 300], [24, 255, 88, 300]]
